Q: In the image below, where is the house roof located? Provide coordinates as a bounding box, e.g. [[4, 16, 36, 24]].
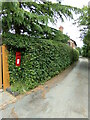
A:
[[70, 39, 77, 46]]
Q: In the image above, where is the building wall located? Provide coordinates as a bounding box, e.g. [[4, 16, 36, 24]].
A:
[[59, 26, 76, 49]]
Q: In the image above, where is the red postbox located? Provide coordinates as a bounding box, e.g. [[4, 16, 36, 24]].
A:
[[16, 52, 21, 66]]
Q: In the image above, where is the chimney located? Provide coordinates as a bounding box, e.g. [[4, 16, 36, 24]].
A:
[[59, 26, 64, 33]]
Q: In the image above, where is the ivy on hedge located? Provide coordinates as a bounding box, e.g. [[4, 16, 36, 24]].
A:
[[2, 33, 79, 92]]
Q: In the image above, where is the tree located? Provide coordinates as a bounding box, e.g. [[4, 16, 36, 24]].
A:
[[78, 5, 90, 57], [76, 47, 82, 56], [1, 1, 81, 40]]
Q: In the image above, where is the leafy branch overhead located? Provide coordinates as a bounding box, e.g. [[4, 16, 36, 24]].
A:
[[1, 1, 81, 36]]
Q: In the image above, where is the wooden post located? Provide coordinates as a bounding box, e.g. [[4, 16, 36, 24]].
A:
[[0, 46, 2, 89], [2, 45, 10, 90]]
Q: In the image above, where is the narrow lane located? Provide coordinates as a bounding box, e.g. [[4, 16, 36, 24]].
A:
[[1, 58, 88, 118]]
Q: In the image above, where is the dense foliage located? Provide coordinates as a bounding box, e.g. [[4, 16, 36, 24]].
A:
[[78, 6, 90, 58], [1, 1, 80, 38], [76, 47, 82, 56], [2, 28, 70, 45], [2, 33, 79, 92], [1, 1, 80, 92]]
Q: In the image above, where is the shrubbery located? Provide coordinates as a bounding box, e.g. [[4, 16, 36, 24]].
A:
[[82, 45, 90, 58], [2, 33, 79, 92]]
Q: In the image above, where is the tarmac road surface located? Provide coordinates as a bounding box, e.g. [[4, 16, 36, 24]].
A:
[[0, 57, 88, 118]]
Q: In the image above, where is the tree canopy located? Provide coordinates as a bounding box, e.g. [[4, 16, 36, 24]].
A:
[[78, 5, 90, 57], [1, 1, 81, 41]]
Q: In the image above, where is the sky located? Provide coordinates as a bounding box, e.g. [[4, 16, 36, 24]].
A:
[[49, 0, 89, 48]]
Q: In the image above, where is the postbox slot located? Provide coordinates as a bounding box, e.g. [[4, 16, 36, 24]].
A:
[[16, 52, 21, 66]]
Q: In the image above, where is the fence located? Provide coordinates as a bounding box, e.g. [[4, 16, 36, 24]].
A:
[[0, 45, 10, 90], [0, 46, 2, 89]]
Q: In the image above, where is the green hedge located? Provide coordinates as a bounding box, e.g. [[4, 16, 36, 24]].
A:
[[2, 33, 79, 92]]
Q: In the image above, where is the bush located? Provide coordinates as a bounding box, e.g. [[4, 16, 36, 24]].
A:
[[76, 47, 82, 56], [88, 50, 90, 58], [73, 49, 79, 61], [82, 45, 90, 58], [2, 33, 79, 92]]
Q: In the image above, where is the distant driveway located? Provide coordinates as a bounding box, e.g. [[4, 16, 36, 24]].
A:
[[1, 58, 88, 118]]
